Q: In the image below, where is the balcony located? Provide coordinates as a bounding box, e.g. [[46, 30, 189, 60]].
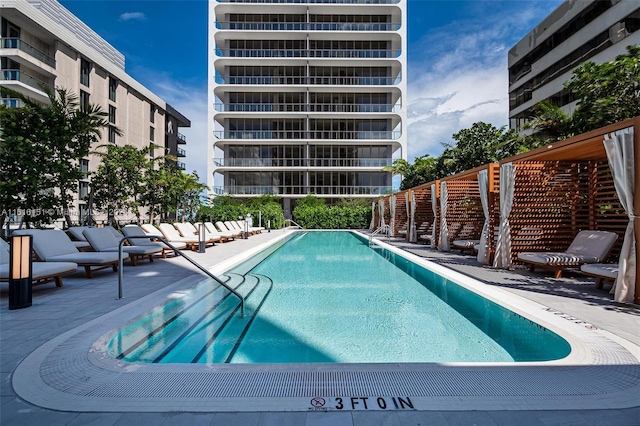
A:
[[177, 147, 186, 157], [214, 103, 400, 113], [212, 185, 391, 196], [215, 75, 401, 85], [1, 38, 56, 68], [177, 161, 186, 170], [213, 130, 400, 140], [217, 22, 401, 31], [216, 48, 400, 59], [1, 69, 54, 93], [1, 98, 23, 108], [213, 157, 392, 167], [177, 132, 187, 144]]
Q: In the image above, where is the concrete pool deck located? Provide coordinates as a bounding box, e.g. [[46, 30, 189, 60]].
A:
[[1, 229, 639, 425]]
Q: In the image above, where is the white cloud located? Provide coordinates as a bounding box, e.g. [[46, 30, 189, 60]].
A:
[[119, 12, 146, 22], [406, 1, 561, 161]]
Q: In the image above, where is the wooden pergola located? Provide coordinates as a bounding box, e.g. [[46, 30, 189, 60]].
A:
[[377, 116, 640, 304]]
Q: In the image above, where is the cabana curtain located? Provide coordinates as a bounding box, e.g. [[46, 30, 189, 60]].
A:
[[430, 183, 437, 248], [404, 192, 410, 241], [477, 170, 491, 264], [493, 163, 516, 269], [378, 199, 385, 228], [438, 181, 449, 251], [369, 201, 376, 230], [409, 190, 417, 243], [389, 195, 396, 237], [604, 128, 636, 303]]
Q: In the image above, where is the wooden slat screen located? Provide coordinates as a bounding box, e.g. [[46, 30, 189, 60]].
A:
[[444, 180, 483, 244], [509, 161, 626, 263], [412, 186, 435, 240], [394, 192, 408, 236]]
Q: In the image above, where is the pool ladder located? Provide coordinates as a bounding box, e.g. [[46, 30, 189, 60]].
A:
[[369, 224, 390, 246], [116, 236, 245, 315]]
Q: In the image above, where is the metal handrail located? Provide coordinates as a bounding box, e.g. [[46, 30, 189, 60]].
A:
[[117, 236, 245, 315], [284, 219, 304, 230], [369, 224, 389, 245]]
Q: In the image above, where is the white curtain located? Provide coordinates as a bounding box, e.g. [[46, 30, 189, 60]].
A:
[[493, 163, 516, 269], [604, 128, 636, 303], [389, 195, 396, 237], [369, 201, 376, 230], [477, 170, 491, 264], [431, 183, 437, 248], [404, 192, 410, 241], [378, 199, 386, 228], [409, 190, 417, 243], [438, 181, 449, 251]]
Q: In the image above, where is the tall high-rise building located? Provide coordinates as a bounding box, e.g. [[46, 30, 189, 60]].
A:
[[208, 0, 407, 216], [508, 0, 640, 132], [1, 0, 190, 223]]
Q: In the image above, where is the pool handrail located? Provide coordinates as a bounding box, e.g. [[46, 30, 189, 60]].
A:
[[117, 235, 245, 316], [369, 224, 390, 245], [284, 219, 304, 230]]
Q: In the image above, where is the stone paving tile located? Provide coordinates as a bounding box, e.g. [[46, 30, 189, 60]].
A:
[[351, 410, 401, 426], [210, 411, 262, 426], [257, 411, 308, 426], [65, 412, 125, 426], [305, 411, 354, 426], [396, 410, 450, 426], [441, 411, 499, 426]]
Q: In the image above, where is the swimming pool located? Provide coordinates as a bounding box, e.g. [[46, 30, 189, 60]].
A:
[[108, 231, 570, 364]]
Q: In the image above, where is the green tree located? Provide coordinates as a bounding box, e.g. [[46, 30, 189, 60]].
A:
[[0, 87, 118, 228], [141, 162, 183, 223], [521, 101, 574, 142], [568, 45, 640, 133], [91, 144, 156, 224], [171, 171, 207, 222]]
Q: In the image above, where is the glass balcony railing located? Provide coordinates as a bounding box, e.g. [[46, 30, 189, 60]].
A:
[[215, 76, 402, 85], [217, 48, 400, 58], [1, 69, 54, 93], [212, 185, 392, 196], [213, 157, 392, 167], [177, 132, 187, 144], [1, 38, 56, 68], [214, 103, 401, 112], [217, 22, 401, 31], [177, 148, 187, 157], [217, 0, 400, 4], [177, 161, 186, 170], [1, 98, 22, 108], [213, 130, 401, 140]]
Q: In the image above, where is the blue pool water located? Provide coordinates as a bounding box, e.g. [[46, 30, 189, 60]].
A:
[[108, 231, 571, 363]]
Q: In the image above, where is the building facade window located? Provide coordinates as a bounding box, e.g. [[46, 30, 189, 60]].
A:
[[78, 181, 89, 199], [108, 105, 116, 124], [80, 58, 91, 87], [80, 159, 89, 179], [108, 127, 116, 143], [150, 104, 155, 123], [79, 90, 90, 109], [149, 126, 155, 142], [109, 77, 117, 102]]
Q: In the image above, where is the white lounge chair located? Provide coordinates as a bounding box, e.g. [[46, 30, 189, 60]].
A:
[[205, 221, 241, 240], [517, 230, 618, 278], [83, 227, 162, 266], [214, 221, 244, 239], [0, 238, 77, 287], [13, 229, 125, 278], [154, 224, 201, 250], [122, 225, 185, 258], [580, 263, 618, 289], [173, 222, 221, 245]]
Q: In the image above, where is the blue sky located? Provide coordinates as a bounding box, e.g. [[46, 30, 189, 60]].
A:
[[59, 0, 564, 184]]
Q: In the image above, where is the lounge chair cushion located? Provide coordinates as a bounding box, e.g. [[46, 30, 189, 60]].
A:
[[518, 230, 618, 266], [0, 262, 78, 281], [12, 229, 126, 264], [580, 263, 618, 280], [158, 223, 198, 243], [83, 228, 162, 255], [67, 226, 91, 241], [453, 239, 480, 249], [123, 225, 185, 250]]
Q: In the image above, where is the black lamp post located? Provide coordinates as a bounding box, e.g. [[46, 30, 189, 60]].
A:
[[9, 234, 33, 310]]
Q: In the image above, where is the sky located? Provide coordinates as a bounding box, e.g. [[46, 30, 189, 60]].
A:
[[58, 0, 565, 186]]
